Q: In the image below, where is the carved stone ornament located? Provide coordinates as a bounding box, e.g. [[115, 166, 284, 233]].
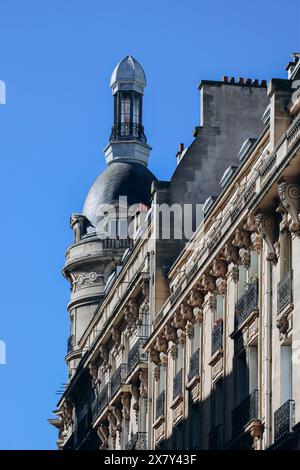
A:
[[139, 369, 148, 398], [243, 213, 257, 233], [111, 325, 124, 355], [278, 179, 300, 233], [112, 406, 122, 445], [239, 247, 251, 269], [163, 323, 177, 344], [131, 384, 140, 424], [124, 299, 140, 334], [97, 422, 109, 449], [99, 344, 110, 372], [88, 362, 101, 392], [215, 277, 227, 295], [200, 273, 216, 293], [232, 229, 251, 249], [187, 288, 204, 309], [221, 243, 239, 264], [276, 315, 289, 335], [150, 347, 160, 366], [255, 213, 278, 263], [210, 258, 228, 279], [169, 343, 177, 359], [121, 392, 131, 421]]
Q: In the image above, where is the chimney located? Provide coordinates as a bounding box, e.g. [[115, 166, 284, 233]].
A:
[[176, 143, 185, 162]]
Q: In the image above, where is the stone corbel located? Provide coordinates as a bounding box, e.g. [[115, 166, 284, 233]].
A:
[[97, 422, 109, 449], [215, 277, 227, 295], [210, 258, 228, 279], [276, 315, 289, 335], [130, 384, 140, 424], [121, 392, 131, 422], [163, 323, 177, 345], [112, 406, 123, 446], [255, 213, 278, 263], [251, 232, 263, 253], [111, 326, 124, 356], [139, 369, 148, 398], [150, 347, 160, 366], [99, 344, 110, 373], [278, 179, 300, 233], [243, 213, 257, 233], [155, 334, 168, 367], [250, 420, 265, 451], [239, 247, 251, 269], [107, 411, 117, 448], [232, 229, 251, 249], [168, 343, 177, 359], [172, 310, 187, 346], [221, 243, 239, 264], [200, 273, 216, 294], [187, 288, 204, 310], [88, 362, 101, 393], [124, 300, 140, 335]]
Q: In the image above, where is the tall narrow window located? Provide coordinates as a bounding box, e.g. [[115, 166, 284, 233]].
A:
[[215, 294, 224, 321], [120, 92, 130, 124], [236, 350, 248, 403], [237, 264, 247, 298], [280, 345, 292, 404], [191, 323, 200, 354], [249, 250, 259, 279], [133, 94, 140, 124], [248, 345, 258, 392], [280, 230, 292, 277]]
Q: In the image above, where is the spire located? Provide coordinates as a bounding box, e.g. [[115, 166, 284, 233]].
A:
[[104, 56, 151, 166]]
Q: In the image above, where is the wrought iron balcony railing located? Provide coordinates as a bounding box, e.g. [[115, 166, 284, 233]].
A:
[[67, 334, 75, 353], [211, 321, 223, 356], [91, 383, 110, 420], [110, 123, 147, 143], [277, 270, 293, 314], [128, 338, 148, 374], [110, 363, 128, 397], [274, 399, 295, 442], [209, 424, 224, 450], [156, 390, 165, 420], [232, 389, 259, 436], [173, 368, 183, 400], [126, 432, 147, 450], [235, 278, 259, 329], [188, 349, 200, 382]]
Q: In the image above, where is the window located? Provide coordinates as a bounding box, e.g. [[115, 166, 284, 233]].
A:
[[235, 350, 248, 403], [212, 378, 224, 428], [215, 294, 224, 321], [191, 323, 200, 354], [120, 92, 130, 124], [175, 346, 184, 374], [133, 94, 140, 124], [237, 265, 247, 298], [280, 345, 292, 404], [249, 250, 259, 279], [158, 366, 166, 394], [280, 229, 292, 277]]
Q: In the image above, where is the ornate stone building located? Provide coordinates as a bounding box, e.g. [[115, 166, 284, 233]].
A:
[[50, 53, 300, 450]]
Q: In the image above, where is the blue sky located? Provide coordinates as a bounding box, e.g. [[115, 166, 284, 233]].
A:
[[0, 0, 299, 450]]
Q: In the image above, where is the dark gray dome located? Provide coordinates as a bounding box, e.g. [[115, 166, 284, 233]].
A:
[[82, 162, 157, 227]]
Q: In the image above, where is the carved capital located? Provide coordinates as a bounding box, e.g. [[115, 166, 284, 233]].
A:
[[222, 243, 239, 264], [200, 273, 216, 293], [239, 247, 251, 269], [89, 362, 101, 392], [187, 288, 204, 309], [164, 323, 177, 344], [210, 258, 228, 279]]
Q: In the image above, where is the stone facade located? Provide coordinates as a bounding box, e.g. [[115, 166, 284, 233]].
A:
[[50, 54, 300, 450]]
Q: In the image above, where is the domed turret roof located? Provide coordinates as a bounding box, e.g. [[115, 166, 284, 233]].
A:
[[109, 56, 147, 94], [82, 161, 156, 228]]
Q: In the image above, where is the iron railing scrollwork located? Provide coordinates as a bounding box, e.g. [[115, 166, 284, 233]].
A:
[[188, 349, 200, 382], [128, 338, 148, 374], [173, 368, 183, 400], [126, 432, 147, 450], [232, 389, 259, 436], [235, 278, 259, 329], [111, 364, 128, 397], [110, 123, 147, 143], [211, 321, 223, 356], [277, 270, 293, 314], [274, 399, 295, 442], [156, 390, 165, 420]]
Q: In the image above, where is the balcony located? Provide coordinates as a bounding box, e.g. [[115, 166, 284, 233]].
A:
[[232, 389, 259, 436], [274, 399, 295, 443], [173, 369, 183, 400], [128, 338, 148, 375], [277, 270, 293, 315], [110, 363, 128, 397], [126, 432, 147, 450], [209, 424, 224, 450], [188, 349, 200, 382], [211, 321, 223, 356], [110, 123, 147, 144], [156, 390, 165, 420], [67, 335, 75, 353], [235, 279, 258, 329]]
